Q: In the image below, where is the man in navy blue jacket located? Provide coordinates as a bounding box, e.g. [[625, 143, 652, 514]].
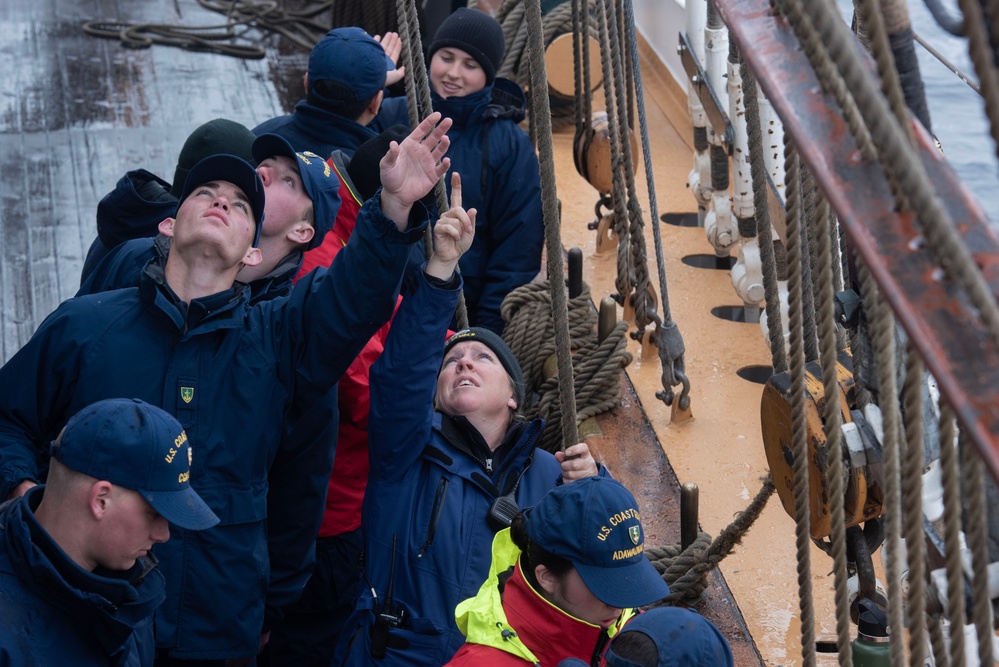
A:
[[0, 112, 452, 666], [253, 27, 405, 159], [0, 398, 218, 667]]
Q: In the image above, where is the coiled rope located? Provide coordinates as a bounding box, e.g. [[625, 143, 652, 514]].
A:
[[501, 282, 597, 396], [529, 321, 632, 454], [83, 0, 333, 57]]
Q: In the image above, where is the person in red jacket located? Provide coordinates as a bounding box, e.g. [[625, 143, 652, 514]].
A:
[[445, 476, 671, 667], [264, 125, 411, 666]]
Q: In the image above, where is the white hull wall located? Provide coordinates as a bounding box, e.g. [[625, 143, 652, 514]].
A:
[[633, 0, 686, 87]]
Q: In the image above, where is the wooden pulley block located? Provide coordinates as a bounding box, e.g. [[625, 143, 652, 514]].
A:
[[760, 350, 883, 540], [573, 111, 639, 196]]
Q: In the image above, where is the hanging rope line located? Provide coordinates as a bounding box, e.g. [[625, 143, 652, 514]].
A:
[[523, 0, 580, 451], [83, 0, 333, 57]]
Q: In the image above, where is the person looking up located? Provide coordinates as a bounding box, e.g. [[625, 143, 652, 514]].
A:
[[0, 112, 452, 666], [333, 173, 600, 667]]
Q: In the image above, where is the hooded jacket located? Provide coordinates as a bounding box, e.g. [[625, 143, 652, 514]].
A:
[[332, 269, 565, 667], [0, 196, 426, 660], [376, 78, 544, 333], [0, 486, 166, 667], [81, 169, 178, 283], [445, 529, 634, 667], [253, 97, 379, 159]]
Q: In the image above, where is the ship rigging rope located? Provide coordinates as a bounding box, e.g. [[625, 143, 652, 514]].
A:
[[937, 405, 968, 665], [812, 185, 853, 667], [741, 60, 788, 375], [592, 0, 633, 312], [644, 473, 775, 606], [856, 257, 908, 667], [522, 0, 581, 451], [776, 0, 999, 363], [396, 0, 470, 329], [623, 0, 689, 410], [783, 142, 818, 667]]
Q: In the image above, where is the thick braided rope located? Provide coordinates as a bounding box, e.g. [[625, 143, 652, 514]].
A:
[[856, 258, 906, 667], [960, 433, 996, 665], [593, 0, 632, 306], [784, 139, 818, 667], [956, 0, 999, 166], [857, 0, 916, 145], [600, 0, 654, 335], [817, 184, 852, 664], [901, 344, 928, 664], [743, 60, 787, 375], [501, 282, 598, 396], [646, 475, 775, 607], [531, 321, 632, 453], [644, 533, 713, 603], [815, 194, 852, 667], [798, 166, 819, 363], [523, 0, 579, 451], [799, 0, 999, 348], [937, 403, 967, 665]]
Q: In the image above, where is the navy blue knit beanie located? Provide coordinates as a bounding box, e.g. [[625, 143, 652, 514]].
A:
[[428, 8, 506, 85], [443, 327, 525, 409]]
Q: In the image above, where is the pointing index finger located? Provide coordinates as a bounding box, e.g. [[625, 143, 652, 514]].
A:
[[450, 172, 462, 210]]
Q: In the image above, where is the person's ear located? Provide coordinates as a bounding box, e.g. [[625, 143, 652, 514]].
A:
[[289, 222, 315, 247], [241, 246, 263, 268], [158, 218, 176, 238], [508, 396, 518, 411], [367, 90, 385, 117], [89, 481, 114, 519], [535, 564, 558, 596]]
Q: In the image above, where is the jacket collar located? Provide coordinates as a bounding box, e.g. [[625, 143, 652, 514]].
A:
[[291, 98, 378, 154], [1, 487, 166, 655]]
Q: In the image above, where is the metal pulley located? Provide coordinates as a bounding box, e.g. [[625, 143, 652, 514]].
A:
[[760, 351, 885, 540]]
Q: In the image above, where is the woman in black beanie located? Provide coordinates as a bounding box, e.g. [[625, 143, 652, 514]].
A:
[[376, 7, 545, 335]]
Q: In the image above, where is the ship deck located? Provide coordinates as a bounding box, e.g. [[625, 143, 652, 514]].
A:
[[0, 0, 846, 664]]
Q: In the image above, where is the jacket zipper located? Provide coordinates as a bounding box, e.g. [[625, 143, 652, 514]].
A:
[[591, 631, 610, 667], [417, 477, 449, 558]]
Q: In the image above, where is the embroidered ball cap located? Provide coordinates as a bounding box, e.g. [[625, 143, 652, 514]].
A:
[[443, 327, 525, 409], [50, 398, 219, 531], [178, 154, 266, 247], [525, 476, 670, 609], [604, 607, 734, 667], [171, 118, 257, 198], [252, 133, 341, 250], [428, 8, 506, 86], [308, 27, 395, 106]]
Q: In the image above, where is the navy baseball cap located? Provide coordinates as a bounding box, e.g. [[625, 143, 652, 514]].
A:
[[51, 398, 219, 531], [308, 27, 395, 105], [525, 477, 670, 609], [604, 608, 734, 667], [252, 133, 341, 250], [178, 154, 266, 247]]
